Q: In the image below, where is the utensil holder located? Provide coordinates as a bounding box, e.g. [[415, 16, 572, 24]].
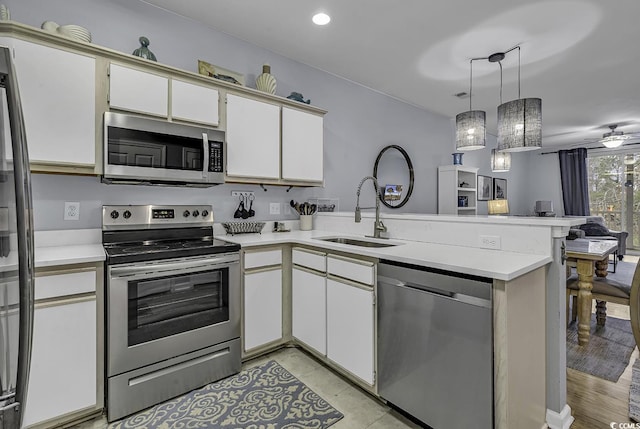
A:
[[299, 215, 313, 231]]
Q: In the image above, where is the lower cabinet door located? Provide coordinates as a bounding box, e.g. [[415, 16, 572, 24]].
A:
[[244, 268, 283, 351], [23, 298, 97, 427], [326, 278, 375, 385], [292, 267, 326, 355]]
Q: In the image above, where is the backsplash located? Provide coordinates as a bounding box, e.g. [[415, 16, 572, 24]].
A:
[[31, 174, 317, 230]]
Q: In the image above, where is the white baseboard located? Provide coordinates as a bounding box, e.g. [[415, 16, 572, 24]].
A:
[[546, 405, 574, 429]]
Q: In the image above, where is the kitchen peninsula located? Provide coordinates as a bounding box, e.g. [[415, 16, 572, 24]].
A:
[[219, 212, 586, 429]]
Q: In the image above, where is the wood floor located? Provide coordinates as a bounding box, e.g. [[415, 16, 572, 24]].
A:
[[568, 299, 637, 428]]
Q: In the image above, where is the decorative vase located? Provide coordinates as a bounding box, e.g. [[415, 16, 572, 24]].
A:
[[452, 153, 464, 165], [132, 36, 157, 62], [256, 64, 276, 94]]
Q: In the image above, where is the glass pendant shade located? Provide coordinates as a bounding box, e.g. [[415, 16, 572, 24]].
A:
[[455, 110, 486, 151], [491, 149, 511, 172], [600, 136, 626, 148], [497, 98, 542, 152]]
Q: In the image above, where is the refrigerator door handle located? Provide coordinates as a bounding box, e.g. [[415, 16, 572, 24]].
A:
[[0, 46, 35, 429]]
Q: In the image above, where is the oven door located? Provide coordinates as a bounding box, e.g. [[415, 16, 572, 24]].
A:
[[107, 253, 239, 376], [103, 112, 225, 185]]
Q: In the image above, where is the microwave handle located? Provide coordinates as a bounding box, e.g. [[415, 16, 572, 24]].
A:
[[202, 133, 210, 178]]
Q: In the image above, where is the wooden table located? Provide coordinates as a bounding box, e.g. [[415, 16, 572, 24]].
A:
[[565, 239, 618, 345]]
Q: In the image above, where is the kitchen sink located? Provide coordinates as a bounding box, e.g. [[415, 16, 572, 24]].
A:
[[313, 237, 400, 248]]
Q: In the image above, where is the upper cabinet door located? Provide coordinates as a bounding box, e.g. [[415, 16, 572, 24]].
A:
[[12, 39, 96, 166], [282, 107, 323, 182], [171, 79, 219, 126], [226, 94, 280, 179], [109, 63, 168, 117]]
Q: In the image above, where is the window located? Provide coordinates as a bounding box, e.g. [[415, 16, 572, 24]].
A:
[[588, 153, 639, 248]]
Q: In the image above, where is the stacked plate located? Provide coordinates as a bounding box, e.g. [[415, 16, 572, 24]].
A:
[[57, 24, 92, 43], [0, 5, 11, 21], [41, 21, 92, 43]]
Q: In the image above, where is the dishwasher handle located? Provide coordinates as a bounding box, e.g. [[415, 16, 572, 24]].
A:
[[378, 275, 492, 309]]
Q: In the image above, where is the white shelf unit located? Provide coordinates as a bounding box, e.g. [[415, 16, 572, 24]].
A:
[[438, 165, 478, 215]]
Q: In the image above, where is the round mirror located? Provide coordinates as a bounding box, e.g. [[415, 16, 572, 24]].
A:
[[373, 145, 414, 208]]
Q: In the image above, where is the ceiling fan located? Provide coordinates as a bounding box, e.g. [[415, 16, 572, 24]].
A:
[[585, 124, 640, 148]]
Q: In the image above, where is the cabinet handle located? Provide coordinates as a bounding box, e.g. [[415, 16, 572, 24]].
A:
[[202, 133, 209, 178]]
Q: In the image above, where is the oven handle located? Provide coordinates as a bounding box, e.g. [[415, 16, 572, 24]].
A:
[[202, 133, 210, 179], [109, 254, 238, 279]]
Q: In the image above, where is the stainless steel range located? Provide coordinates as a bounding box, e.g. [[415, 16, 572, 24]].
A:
[[102, 205, 241, 422]]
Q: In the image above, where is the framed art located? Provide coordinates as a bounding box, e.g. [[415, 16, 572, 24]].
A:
[[197, 60, 245, 86], [477, 175, 492, 201], [493, 178, 507, 200]]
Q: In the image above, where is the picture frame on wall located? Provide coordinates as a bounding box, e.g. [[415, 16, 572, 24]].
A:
[[493, 178, 507, 200], [477, 175, 492, 201]]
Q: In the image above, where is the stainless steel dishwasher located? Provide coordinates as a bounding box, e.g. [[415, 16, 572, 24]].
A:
[[378, 260, 493, 429]]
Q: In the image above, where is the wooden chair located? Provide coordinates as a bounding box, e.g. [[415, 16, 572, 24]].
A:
[[566, 258, 640, 327]]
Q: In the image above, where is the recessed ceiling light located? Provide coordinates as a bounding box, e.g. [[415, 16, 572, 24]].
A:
[[312, 13, 331, 26]]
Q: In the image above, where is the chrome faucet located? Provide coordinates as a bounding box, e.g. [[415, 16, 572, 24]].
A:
[[355, 176, 387, 239]]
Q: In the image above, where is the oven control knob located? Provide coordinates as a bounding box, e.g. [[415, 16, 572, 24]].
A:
[[192, 210, 199, 217], [201, 210, 209, 217], [183, 210, 190, 218], [110, 210, 119, 219], [123, 210, 132, 219]]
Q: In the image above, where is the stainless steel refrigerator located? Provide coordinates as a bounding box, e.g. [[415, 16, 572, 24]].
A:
[[0, 46, 36, 428]]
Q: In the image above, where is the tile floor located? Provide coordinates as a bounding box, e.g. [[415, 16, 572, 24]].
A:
[[75, 346, 422, 429]]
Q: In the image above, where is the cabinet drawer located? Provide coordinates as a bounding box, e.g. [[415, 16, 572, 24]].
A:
[[327, 255, 375, 286], [35, 270, 96, 300], [244, 249, 282, 270], [292, 248, 326, 272]]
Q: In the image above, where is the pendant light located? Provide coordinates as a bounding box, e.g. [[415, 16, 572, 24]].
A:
[[491, 148, 511, 172], [490, 55, 511, 172], [496, 47, 542, 152], [455, 59, 486, 151]]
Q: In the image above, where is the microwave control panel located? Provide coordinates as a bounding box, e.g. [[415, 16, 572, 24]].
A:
[[209, 141, 223, 173]]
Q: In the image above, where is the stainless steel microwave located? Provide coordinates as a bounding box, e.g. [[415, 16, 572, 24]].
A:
[[103, 112, 225, 186]]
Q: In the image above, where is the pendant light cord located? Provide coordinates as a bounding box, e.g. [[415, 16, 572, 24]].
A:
[[517, 46, 521, 100], [498, 61, 503, 104], [469, 59, 473, 112]]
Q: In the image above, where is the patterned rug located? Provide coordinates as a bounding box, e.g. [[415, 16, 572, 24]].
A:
[[567, 315, 636, 382], [110, 360, 344, 429], [630, 359, 640, 421]]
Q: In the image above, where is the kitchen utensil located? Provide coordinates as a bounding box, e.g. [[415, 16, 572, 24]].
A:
[[234, 200, 244, 218], [240, 196, 250, 219], [248, 195, 255, 217], [310, 204, 317, 214], [291, 200, 300, 214]]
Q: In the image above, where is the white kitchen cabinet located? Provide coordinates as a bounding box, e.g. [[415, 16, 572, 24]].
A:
[[327, 255, 375, 286], [10, 39, 96, 167], [109, 63, 169, 117], [437, 165, 478, 215], [292, 266, 326, 355], [171, 79, 219, 126], [244, 268, 283, 351], [242, 247, 284, 353], [23, 298, 97, 428], [23, 265, 101, 428], [226, 93, 280, 179], [326, 277, 375, 385], [282, 107, 324, 182]]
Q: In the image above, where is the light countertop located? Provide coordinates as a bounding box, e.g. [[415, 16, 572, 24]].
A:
[[0, 229, 105, 272], [217, 230, 551, 281]]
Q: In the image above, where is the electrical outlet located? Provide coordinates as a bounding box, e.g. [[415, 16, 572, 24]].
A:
[[64, 202, 80, 221], [479, 235, 501, 250], [269, 203, 280, 215]]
